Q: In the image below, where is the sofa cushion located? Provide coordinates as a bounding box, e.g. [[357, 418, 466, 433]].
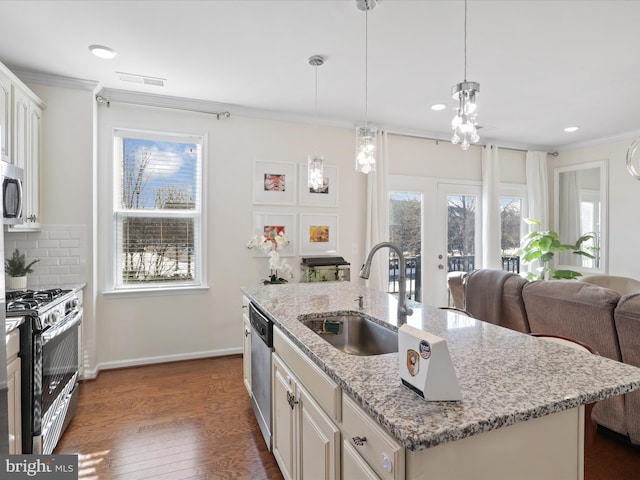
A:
[[500, 275, 530, 333], [462, 269, 529, 333], [582, 274, 640, 296], [522, 281, 622, 362], [614, 292, 640, 444]]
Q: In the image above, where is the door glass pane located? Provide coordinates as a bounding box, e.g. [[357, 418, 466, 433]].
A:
[[447, 195, 476, 273], [500, 197, 522, 273], [389, 192, 422, 301]]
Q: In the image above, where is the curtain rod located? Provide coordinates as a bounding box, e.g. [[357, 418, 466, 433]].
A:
[[386, 130, 558, 156], [95, 90, 232, 120]]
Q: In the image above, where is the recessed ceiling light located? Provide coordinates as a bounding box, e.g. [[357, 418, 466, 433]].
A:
[[564, 126, 580, 133], [430, 103, 447, 111], [89, 45, 117, 59]]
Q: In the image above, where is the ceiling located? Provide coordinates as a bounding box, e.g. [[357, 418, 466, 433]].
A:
[[1, 0, 639, 151]]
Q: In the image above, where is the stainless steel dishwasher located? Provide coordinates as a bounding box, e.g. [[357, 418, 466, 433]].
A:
[[249, 302, 273, 450]]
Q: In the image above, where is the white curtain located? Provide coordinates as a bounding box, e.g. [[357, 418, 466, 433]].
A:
[[525, 151, 549, 229], [364, 130, 389, 292], [558, 171, 581, 265], [525, 150, 549, 275], [482, 144, 502, 269]]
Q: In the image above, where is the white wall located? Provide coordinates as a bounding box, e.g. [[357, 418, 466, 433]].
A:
[[95, 102, 368, 370], [550, 139, 640, 279]]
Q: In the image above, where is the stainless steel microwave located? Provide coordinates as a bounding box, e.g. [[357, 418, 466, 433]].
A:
[[1, 160, 24, 225]]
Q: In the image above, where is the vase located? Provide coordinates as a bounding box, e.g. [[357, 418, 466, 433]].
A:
[[7, 275, 27, 290]]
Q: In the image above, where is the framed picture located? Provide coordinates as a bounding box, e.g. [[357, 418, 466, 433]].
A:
[[299, 164, 338, 207], [253, 161, 297, 205], [299, 213, 338, 255], [251, 213, 296, 257]]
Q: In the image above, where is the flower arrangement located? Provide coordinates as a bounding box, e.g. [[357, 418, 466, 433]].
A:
[[247, 230, 293, 284]]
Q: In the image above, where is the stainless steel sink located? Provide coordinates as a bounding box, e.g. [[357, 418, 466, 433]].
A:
[[299, 313, 398, 356]]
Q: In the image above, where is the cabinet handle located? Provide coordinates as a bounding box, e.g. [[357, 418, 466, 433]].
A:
[[27, 214, 37, 222], [244, 329, 250, 337], [352, 436, 367, 446], [287, 391, 298, 409]]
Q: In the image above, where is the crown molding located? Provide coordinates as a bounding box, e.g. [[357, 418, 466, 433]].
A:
[[8, 67, 99, 91], [554, 129, 640, 152]]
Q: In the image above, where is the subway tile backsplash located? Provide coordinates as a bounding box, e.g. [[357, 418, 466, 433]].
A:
[[4, 224, 88, 288]]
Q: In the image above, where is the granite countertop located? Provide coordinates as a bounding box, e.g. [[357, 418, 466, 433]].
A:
[[241, 282, 640, 452]]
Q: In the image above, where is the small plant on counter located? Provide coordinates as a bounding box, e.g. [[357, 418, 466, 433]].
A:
[[516, 218, 595, 281], [247, 230, 293, 284], [5, 248, 39, 277]]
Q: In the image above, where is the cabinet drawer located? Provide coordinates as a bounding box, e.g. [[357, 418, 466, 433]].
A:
[[6, 329, 19, 359], [343, 439, 380, 479], [273, 326, 341, 422], [342, 394, 404, 480]]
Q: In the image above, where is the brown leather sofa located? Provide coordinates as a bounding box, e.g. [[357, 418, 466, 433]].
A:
[[447, 269, 640, 443]]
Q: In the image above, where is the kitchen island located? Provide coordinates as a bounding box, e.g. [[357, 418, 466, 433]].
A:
[[241, 282, 640, 479]]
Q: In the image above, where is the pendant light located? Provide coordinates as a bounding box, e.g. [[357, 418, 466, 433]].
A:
[[308, 55, 325, 190], [355, 0, 377, 174], [451, 0, 480, 150]]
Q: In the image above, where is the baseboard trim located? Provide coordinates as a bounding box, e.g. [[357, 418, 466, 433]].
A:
[[81, 347, 243, 380]]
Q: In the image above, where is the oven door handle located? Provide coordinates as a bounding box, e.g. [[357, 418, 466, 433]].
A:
[[41, 309, 82, 345]]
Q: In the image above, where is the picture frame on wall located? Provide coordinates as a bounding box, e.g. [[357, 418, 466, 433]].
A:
[[253, 161, 297, 205], [298, 164, 338, 207], [299, 213, 338, 255], [251, 212, 296, 257]]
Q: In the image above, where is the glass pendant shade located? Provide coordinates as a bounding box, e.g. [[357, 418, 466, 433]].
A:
[[451, 81, 480, 150], [308, 154, 325, 190], [355, 126, 377, 174]]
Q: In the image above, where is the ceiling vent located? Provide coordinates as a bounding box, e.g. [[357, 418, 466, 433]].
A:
[[117, 72, 165, 87]]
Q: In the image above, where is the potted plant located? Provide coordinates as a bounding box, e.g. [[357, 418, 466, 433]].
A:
[[5, 248, 39, 290], [516, 219, 596, 281]]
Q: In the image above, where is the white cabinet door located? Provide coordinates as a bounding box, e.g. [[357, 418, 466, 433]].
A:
[[0, 69, 11, 161], [12, 86, 28, 168], [24, 100, 41, 228], [10, 88, 42, 231], [273, 354, 296, 480], [273, 353, 340, 480], [242, 310, 251, 395], [7, 355, 21, 454], [298, 383, 340, 480]]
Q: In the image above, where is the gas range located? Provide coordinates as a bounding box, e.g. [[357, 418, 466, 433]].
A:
[[6, 288, 78, 331], [9, 287, 83, 454]]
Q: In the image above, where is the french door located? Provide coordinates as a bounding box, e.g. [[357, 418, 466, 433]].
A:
[[389, 176, 481, 307], [434, 183, 482, 306]]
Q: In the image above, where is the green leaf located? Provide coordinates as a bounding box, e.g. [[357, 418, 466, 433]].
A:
[[551, 269, 583, 280], [538, 236, 553, 252]]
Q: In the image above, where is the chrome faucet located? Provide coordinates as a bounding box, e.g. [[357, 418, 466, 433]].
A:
[[359, 242, 414, 323]]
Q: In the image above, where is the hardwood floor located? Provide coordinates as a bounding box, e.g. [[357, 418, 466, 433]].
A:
[[55, 356, 283, 480], [55, 355, 639, 480]]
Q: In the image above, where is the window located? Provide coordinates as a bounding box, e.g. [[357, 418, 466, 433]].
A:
[[113, 129, 204, 290], [389, 191, 423, 301], [500, 185, 527, 274]]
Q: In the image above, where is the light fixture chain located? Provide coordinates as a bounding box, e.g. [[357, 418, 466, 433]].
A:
[[315, 63, 319, 129], [464, 0, 468, 81], [365, 4, 369, 127]]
